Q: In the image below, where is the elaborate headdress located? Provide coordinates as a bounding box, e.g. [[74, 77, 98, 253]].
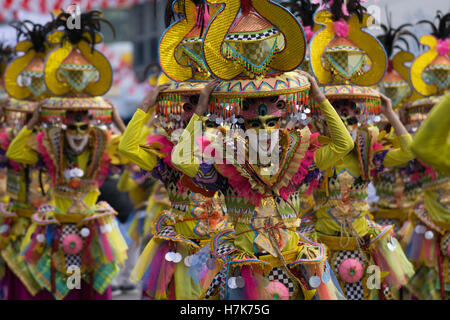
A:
[[405, 11, 450, 130], [309, 0, 387, 119], [410, 11, 449, 97], [4, 19, 55, 101], [39, 10, 115, 126], [376, 9, 420, 110], [3, 19, 55, 129], [156, 0, 212, 134], [196, 0, 312, 125]]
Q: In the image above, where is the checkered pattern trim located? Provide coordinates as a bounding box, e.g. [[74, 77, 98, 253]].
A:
[[60, 224, 82, 268], [205, 272, 224, 299], [344, 282, 364, 300], [383, 285, 393, 300], [440, 232, 450, 253], [156, 226, 177, 238], [215, 244, 236, 257], [268, 267, 295, 296], [225, 28, 278, 41], [298, 224, 315, 236], [377, 218, 400, 233], [181, 37, 201, 44]]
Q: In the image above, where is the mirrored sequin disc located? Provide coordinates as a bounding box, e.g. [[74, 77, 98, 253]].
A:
[[424, 231, 434, 240], [235, 276, 245, 288], [228, 277, 237, 289], [165, 252, 174, 262], [415, 225, 426, 234], [184, 255, 193, 267], [172, 253, 182, 263], [309, 275, 321, 288]]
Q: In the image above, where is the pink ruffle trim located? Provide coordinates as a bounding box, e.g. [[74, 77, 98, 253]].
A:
[[36, 131, 57, 183], [217, 164, 262, 206], [147, 134, 174, 167]]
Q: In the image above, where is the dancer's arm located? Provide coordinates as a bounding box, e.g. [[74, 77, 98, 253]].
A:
[[6, 106, 40, 165], [378, 93, 414, 167], [411, 94, 450, 174], [172, 80, 221, 178], [300, 72, 354, 170], [119, 83, 170, 171]]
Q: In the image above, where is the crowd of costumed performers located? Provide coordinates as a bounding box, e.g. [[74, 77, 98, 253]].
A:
[[0, 0, 449, 301], [0, 10, 130, 300]]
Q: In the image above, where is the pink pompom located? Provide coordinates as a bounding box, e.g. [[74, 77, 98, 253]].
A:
[[62, 234, 83, 255], [333, 19, 349, 38], [339, 258, 363, 283], [266, 281, 290, 300], [436, 39, 450, 56], [195, 136, 211, 152]]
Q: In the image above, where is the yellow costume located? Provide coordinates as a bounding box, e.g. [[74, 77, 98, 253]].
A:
[[309, 1, 415, 299], [4, 11, 128, 300]]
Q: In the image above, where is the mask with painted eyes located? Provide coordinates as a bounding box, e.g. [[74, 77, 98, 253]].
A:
[[334, 99, 362, 131], [241, 96, 285, 154], [181, 95, 199, 125], [64, 111, 91, 154]]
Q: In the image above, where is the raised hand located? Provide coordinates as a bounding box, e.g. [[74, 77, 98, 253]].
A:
[[380, 93, 395, 116], [297, 70, 326, 103], [379, 93, 408, 136], [110, 103, 126, 133], [140, 82, 171, 113], [195, 79, 221, 116], [27, 102, 42, 130]]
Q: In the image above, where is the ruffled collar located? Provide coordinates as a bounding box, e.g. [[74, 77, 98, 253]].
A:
[[206, 127, 320, 206]]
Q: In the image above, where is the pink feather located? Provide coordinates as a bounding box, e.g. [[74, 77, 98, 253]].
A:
[[0, 130, 10, 152], [333, 19, 349, 37], [303, 26, 314, 43], [241, 266, 260, 300], [147, 134, 174, 166], [341, 1, 349, 16], [36, 131, 57, 183]]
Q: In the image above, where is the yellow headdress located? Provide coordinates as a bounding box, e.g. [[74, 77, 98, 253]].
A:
[[155, 0, 213, 134], [3, 20, 55, 130], [410, 11, 449, 97], [376, 10, 421, 110], [405, 11, 450, 130], [39, 10, 115, 126], [309, 0, 387, 116], [4, 20, 55, 101], [197, 0, 312, 122]]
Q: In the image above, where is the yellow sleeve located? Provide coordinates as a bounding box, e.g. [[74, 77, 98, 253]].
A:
[[6, 127, 39, 165], [314, 99, 355, 170], [411, 94, 450, 174], [118, 109, 157, 171], [107, 133, 130, 166], [171, 114, 203, 178], [383, 134, 414, 167], [117, 170, 138, 192]]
